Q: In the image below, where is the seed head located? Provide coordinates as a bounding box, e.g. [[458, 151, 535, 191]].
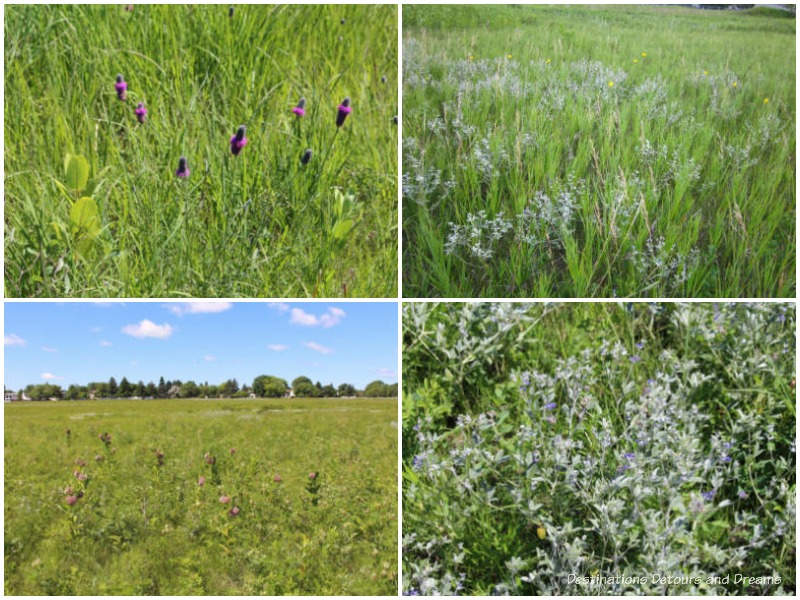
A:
[[176, 156, 190, 178], [134, 102, 147, 123], [300, 148, 312, 165], [308, 471, 317, 480], [273, 474, 282, 482], [228, 5, 234, 17], [229, 506, 240, 516], [219, 495, 231, 504], [66, 495, 78, 506], [230, 125, 248, 155], [336, 97, 351, 127], [114, 75, 127, 101]]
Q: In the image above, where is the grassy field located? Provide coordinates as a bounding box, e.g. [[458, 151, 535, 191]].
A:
[[402, 5, 795, 297], [402, 302, 795, 594], [5, 5, 397, 298], [5, 396, 397, 595]]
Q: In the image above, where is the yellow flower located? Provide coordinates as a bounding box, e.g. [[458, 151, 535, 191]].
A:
[[545, 58, 551, 64], [732, 81, 738, 88], [633, 58, 638, 64], [763, 97, 769, 104], [468, 54, 474, 61], [507, 53, 512, 59], [536, 526, 547, 540], [608, 81, 614, 88], [703, 70, 709, 76], [641, 51, 647, 57]]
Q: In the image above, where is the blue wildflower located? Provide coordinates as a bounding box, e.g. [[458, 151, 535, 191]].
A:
[[702, 489, 716, 502]]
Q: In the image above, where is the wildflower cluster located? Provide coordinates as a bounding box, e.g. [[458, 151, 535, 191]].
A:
[[403, 302, 795, 595]]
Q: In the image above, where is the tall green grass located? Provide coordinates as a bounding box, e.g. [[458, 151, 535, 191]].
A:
[[5, 396, 397, 594], [5, 5, 397, 297], [402, 5, 795, 297]]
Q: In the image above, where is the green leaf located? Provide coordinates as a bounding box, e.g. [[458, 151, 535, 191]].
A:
[[65, 154, 89, 193], [70, 196, 101, 255], [331, 219, 354, 240]]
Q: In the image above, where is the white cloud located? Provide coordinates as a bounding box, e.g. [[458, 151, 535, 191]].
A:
[[99, 340, 113, 347], [376, 367, 397, 378], [304, 341, 332, 355], [90, 326, 102, 333], [121, 319, 173, 340], [290, 306, 346, 328], [167, 302, 233, 316], [268, 344, 288, 351], [204, 354, 216, 362], [268, 302, 290, 312], [4, 333, 26, 346], [41, 346, 58, 353], [41, 372, 64, 381], [291, 308, 319, 326]]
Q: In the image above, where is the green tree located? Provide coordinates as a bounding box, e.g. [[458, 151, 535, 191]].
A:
[[292, 376, 316, 398], [108, 377, 118, 397], [157, 376, 168, 398], [253, 375, 288, 398], [179, 381, 199, 398], [337, 383, 356, 397], [321, 384, 337, 397], [119, 377, 133, 397]]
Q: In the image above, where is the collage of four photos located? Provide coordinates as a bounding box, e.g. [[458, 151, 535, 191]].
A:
[[3, 3, 797, 597]]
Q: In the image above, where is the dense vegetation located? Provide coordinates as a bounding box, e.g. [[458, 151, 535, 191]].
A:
[[5, 4, 397, 297], [403, 302, 795, 594], [403, 5, 795, 297], [5, 396, 397, 594]]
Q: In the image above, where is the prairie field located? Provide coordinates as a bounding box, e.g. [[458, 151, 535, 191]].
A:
[[402, 5, 795, 297], [5, 4, 397, 298], [5, 397, 397, 595], [402, 302, 795, 594]]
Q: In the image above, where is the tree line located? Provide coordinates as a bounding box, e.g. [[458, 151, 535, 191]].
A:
[[10, 375, 397, 401]]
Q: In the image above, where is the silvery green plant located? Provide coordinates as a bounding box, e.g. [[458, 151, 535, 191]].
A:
[[403, 303, 794, 595]]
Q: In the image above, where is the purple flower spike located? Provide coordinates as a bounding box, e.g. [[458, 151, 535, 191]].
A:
[[176, 156, 190, 178], [115, 74, 127, 101], [292, 97, 306, 117], [336, 97, 351, 127], [134, 102, 147, 123], [230, 125, 248, 155]]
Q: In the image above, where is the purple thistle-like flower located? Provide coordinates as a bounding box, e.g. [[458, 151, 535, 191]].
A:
[[300, 148, 312, 165], [292, 97, 306, 117], [336, 97, 351, 127], [134, 102, 147, 123], [229, 506, 240, 516], [114, 74, 127, 101], [230, 125, 248, 155], [176, 156, 190, 178], [228, 5, 234, 17]]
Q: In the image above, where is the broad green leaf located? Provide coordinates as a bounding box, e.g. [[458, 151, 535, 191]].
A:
[[70, 196, 100, 255], [65, 154, 89, 193], [331, 219, 354, 240]]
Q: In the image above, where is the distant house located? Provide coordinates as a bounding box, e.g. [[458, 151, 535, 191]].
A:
[[248, 392, 257, 399], [168, 385, 181, 398], [285, 388, 296, 398], [4, 390, 17, 402]]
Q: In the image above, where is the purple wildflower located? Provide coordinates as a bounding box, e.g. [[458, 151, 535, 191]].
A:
[[404, 590, 420, 596], [635, 341, 644, 350], [229, 506, 240, 516], [292, 97, 306, 117], [412, 455, 424, 471], [114, 74, 127, 101], [66, 495, 78, 506], [543, 402, 557, 410], [230, 125, 248, 155], [134, 102, 147, 123], [629, 355, 642, 364], [738, 490, 748, 499], [624, 452, 635, 460], [721, 455, 732, 463], [702, 489, 716, 502], [176, 156, 190, 178], [336, 97, 351, 127], [300, 148, 312, 165]]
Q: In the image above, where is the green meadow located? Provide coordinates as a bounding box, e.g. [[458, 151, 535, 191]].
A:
[[5, 4, 397, 298], [5, 397, 397, 595], [402, 5, 795, 297]]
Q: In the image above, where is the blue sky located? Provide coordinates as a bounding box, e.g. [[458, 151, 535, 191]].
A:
[[3, 302, 398, 390]]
